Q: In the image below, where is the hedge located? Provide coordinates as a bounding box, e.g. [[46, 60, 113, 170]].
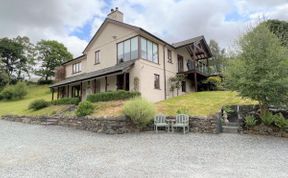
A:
[[87, 90, 140, 103], [51, 97, 80, 105]]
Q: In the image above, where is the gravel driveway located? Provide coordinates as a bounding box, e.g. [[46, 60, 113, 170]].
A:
[[0, 120, 287, 178]]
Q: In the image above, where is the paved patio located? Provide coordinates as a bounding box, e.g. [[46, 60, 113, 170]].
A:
[[0, 120, 287, 178]]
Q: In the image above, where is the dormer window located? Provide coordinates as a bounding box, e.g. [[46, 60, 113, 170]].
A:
[[72, 62, 81, 74]]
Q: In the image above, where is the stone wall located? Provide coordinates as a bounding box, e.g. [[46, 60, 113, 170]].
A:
[[1, 113, 221, 134], [241, 124, 288, 138]]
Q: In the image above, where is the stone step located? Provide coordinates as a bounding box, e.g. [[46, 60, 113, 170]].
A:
[[222, 125, 239, 133], [224, 122, 240, 127]]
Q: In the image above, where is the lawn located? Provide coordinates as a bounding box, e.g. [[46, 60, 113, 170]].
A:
[[156, 91, 257, 116], [0, 85, 67, 116], [0, 85, 256, 117]]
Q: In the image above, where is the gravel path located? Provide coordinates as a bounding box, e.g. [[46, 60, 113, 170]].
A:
[[0, 120, 287, 178]]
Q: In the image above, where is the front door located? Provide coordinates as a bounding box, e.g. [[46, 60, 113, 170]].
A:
[[178, 55, 184, 72]]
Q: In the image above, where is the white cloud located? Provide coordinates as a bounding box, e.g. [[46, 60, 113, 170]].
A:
[[0, 0, 287, 56]]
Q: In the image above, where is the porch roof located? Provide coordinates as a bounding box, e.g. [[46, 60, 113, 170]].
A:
[[50, 60, 135, 88]]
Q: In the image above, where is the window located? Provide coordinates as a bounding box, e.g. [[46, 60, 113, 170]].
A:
[[178, 55, 184, 72], [167, 49, 172, 63], [140, 37, 158, 63], [72, 62, 81, 74], [181, 81, 186, 92], [117, 37, 138, 62], [154, 74, 160, 89], [95, 51, 100, 64]]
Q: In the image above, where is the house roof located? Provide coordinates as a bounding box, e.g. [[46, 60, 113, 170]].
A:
[[172, 36, 204, 48], [50, 60, 135, 88], [62, 54, 86, 65]]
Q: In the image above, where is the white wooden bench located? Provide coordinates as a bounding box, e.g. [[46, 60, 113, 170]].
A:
[[172, 114, 189, 134], [154, 114, 169, 133]]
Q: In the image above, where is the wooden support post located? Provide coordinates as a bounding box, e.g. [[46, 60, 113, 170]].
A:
[[93, 79, 96, 93], [67, 85, 69, 97], [123, 73, 127, 91], [80, 82, 83, 101], [51, 88, 54, 101], [192, 44, 198, 92], [57, 87, 59, 99], [105, 77, 108, 92]]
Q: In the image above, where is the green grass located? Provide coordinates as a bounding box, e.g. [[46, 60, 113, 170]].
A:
[[0, 85, 67, 116], [157, 91, 257, 116]]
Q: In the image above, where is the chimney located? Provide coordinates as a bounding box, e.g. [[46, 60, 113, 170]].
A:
[[107, 7, 123, 22]]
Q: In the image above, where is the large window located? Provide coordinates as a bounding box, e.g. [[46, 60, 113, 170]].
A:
[[167, 49, 172, 63], [117, 36, 159, 64], [140, 37, 158, 63], [72, 62, 81, 74], [117, 37, 138, 62]]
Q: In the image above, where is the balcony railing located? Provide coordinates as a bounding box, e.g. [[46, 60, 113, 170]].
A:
[[186, 60, 210, 76]]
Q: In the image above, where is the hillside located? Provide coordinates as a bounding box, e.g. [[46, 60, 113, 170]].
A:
[[0, 85, 256, 117], [0, 85, 67, 116]]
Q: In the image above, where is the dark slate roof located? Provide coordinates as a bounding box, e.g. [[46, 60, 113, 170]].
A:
[[50, 60, 135, 88], [62, 54, 86, 65], [172, 36, 204, 48]]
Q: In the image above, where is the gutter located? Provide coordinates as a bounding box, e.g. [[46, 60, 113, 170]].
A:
[[163, 45, 167, 100]]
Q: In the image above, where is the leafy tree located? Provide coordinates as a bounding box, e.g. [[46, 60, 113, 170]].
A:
[[0, 36, 34, 82], [35, 40, 72, 81], [169, 74, 185, 96], [224, 24, 288, 114], [208, 40, 226, 73], [264, 19, 288, 48]]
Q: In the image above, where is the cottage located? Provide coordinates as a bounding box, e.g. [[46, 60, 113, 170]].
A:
[[50, 8, 213, 102]]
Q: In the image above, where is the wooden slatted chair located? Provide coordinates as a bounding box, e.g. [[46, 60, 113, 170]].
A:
[[172, 114, 189, 134], [154, 114, 169, 133]]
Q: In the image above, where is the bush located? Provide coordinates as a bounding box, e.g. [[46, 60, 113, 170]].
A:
[[273, 113, 288, 129], [76, 101, 94, 117], [123, 97, 156, 129], [260, 111, 274, 126], [87, 90, 140, 103], [0, 82, 28, 100], [244, 115, 257, 128], [37, 80, 53, 85], [51, 97, 80, 105], [176, 107, 189, 115], [28, 99, 50, 111]]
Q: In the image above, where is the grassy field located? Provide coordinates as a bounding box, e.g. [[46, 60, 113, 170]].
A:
[[0, 85, 67, 116], [0, 85, 256, 117], [157, 91, 257, 116]]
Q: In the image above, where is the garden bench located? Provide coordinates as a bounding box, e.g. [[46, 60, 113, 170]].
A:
[[172, 114, 189, 134], [154, 114, 169, 133]]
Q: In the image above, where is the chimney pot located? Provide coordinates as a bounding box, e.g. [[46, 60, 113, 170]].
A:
[[107, 7, 123, 22], [111, 8, 114, 12], [115, 7, 118, 10]]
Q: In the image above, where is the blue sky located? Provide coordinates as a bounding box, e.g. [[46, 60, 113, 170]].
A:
[[0, 0, 287, 56]]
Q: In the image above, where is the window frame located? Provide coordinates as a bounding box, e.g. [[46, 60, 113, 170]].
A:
[[72, 62, 81, 74], [154, 74, 160, 89], [167, 49, 172, 63], [140, 36, 159, 64], [95, 50, 100, 64], [117, 36, 139, 63]]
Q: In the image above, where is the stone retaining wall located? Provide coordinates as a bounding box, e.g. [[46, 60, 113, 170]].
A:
[[241, 124, 288, 138], [1, 113, 221, 134]]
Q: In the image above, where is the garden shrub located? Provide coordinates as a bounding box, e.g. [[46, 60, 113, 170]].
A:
[[37, 79, 53, 85], [176, 107, 189, 115], [28, 99, 50, 111], [244, 115, 257, 128], [76, 101, 94, 117], [273, 113, 288, 129], [51, 97, 80, 105], [123, 97, 156, 129], [0, 82, 28, 100], [260, 111, 274, 126], [87, 90, 140, 102]]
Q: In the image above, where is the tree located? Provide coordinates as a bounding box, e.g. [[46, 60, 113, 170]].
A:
[[0, 36, 34, 82], [264, 19, 288, 48], [208, 40, 226, 73], [169, 74, 185, 96], [224, 24, 288, 114], [35, 40, 72, 81]]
